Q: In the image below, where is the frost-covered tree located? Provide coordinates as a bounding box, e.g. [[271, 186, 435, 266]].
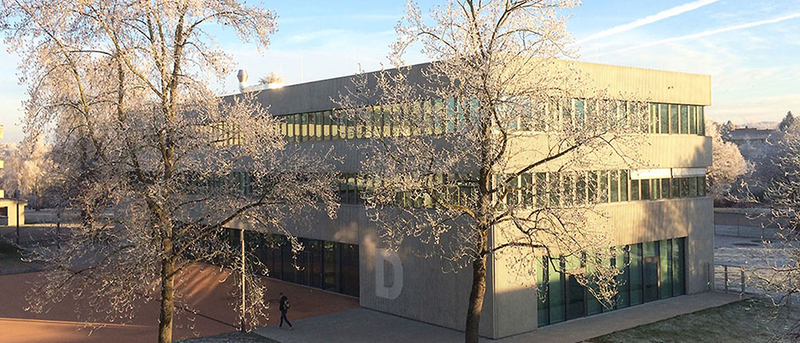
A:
[[2, 138, 55, 210], [0, 1, 336, 342], [705, 120, 751, 203], [340, 1, 647, 341], [758, 118, 800, 339]]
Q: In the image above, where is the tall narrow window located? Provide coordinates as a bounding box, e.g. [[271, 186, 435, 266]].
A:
[[588, 171, 598, 203], [599, 171, 609, 203], [680, 105, 689, 134], [660, 104, 669, 134], [549, 173, 561, 207], [610, 171, 619, 202], [670, 104, 678, 134], [620, 171, 629, 201], [576, 172, 586, 205]]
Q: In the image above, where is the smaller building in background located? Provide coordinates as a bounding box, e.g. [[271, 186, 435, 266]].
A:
[[0, 125, 25, 226], [729, 126, 776, 161]]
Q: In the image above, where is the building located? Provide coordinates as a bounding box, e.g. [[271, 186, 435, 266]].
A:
[[225, 61, 712, 339], [0, 125, 25, 226]]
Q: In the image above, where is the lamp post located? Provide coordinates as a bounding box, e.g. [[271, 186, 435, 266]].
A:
[[13, 189, 20, 245]]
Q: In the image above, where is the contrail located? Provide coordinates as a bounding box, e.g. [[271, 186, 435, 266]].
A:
[[614, 13, 800, 54], [576, 0, 720, 44]]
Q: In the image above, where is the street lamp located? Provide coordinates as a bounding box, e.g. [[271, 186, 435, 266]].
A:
[[13, 188, 19, 245]]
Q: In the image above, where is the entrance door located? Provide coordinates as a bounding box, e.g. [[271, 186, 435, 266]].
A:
[[643, 256, 660, 302]]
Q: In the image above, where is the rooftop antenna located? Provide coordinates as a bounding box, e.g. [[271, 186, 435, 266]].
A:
[[237, 69, 248, 93]]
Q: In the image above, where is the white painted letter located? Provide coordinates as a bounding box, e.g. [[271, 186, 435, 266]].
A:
[[375, 248, 403, 299]]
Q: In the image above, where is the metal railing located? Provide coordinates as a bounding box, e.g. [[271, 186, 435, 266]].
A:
[[715, 264, 750, 295]]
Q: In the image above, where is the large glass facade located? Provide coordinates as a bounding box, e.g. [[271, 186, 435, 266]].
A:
[[336, 172, 706, 207], [228, 230, 360, 297], [536, 237, 686, 327], [277, 102, 706, 143]]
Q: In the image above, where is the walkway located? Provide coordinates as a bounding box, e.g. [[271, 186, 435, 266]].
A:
[[0, 265, 358, 342], [255, 292, 743, 343]]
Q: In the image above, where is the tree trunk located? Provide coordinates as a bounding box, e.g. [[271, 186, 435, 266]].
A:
[[465, 247, 487, 343], [158, 237, 175, 343]]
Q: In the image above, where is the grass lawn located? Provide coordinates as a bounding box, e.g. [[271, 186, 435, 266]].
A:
[[591, 298, 799, 343], [0, 239, 44, 275], [177, 331, 278, 343]]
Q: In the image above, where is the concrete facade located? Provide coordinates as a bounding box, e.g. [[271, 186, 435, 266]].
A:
[[226, 61, 714, 339]]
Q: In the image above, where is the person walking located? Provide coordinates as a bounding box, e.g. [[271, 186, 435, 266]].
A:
[[279, 292, 293, 329]]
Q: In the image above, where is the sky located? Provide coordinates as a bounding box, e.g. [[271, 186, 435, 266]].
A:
[[0, 0, 798, 143]]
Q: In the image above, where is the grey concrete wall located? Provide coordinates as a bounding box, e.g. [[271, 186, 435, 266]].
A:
[[487, 197, 714, 338], [599, 197, 714, 294], [359, 225, 496, 337]]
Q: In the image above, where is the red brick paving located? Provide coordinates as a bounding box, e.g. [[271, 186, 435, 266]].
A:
[[0, 264, 359, 342]]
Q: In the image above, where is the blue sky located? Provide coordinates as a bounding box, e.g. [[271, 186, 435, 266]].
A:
[[0, 0, 798, 142]]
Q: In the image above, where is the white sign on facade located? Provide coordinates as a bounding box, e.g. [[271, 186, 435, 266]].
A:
[[375, 248, 403, 300]]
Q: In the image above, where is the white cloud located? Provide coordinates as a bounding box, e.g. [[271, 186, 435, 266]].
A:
[[614, 13, 800, 54], [576, 0, 720, 44]]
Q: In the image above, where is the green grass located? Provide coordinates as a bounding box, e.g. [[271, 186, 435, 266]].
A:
[[590, 298, 797, 343], [0, 240, 19, 257], [177, 331, 279, 343]]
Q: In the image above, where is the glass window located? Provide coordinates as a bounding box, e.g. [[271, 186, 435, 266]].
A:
[[680, 178, 689, 197], [507, 176, 519, 207], [599, 171, 608, 203], [310, 240, 324, 288], [660, 239, 673, 299], [680, 105, 689, 134], [536, 173, 547, 208], [640, 179, 651, 200], [341, 243, 360, 297], [575, 99, 586, 128], [620, 171, 629, 202], [331, 111, 340, 139], [614, 247, 631, 308], [661, 179, 671, 199], [652, 179, 661, 200], [672, 177, 680, 198], [588, 172, 598, 203], [673, 238, 685, 296], [549, 173, 561, 207], [587, 256, 603, 315], [688, 177, 698, 197], [698, 176, 706, 196], [522, 174, 533, 208], [563, 173, 574, 207], [629, 243, 643, 305], [538, 257, 550, 327], [610, 171, 619, 202], [650, 104, 658, 133], [323, 241, 341, 292], [660, 104, 669, 134], [549, 258, 565, 323], [698, 107, 705, 135], [631, 179, 640, 201], [689, 106, 697, 135], [670, 104, 678, 134], [576, 172, 586, 205], [643, 241, 660, 302], [566, 256, 586, 320]]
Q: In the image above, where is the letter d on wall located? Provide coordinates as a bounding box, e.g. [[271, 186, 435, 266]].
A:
[[375, 248, 403, 299]]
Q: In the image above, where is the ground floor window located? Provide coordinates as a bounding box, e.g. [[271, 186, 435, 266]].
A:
[[537, 237, 685, 327], [227, 230, 360, 297]]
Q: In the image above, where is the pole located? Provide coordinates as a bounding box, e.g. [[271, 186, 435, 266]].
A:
[[15, 200, 19, 245], [240, 229, 246, 332]]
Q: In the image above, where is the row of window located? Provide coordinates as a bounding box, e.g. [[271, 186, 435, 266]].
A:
[[277, 101, 705, 143], [537, 237, 685, 327], [227, 230, 359, 297], [336, 172, 706, 207], [647, 103, 705, 135]]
